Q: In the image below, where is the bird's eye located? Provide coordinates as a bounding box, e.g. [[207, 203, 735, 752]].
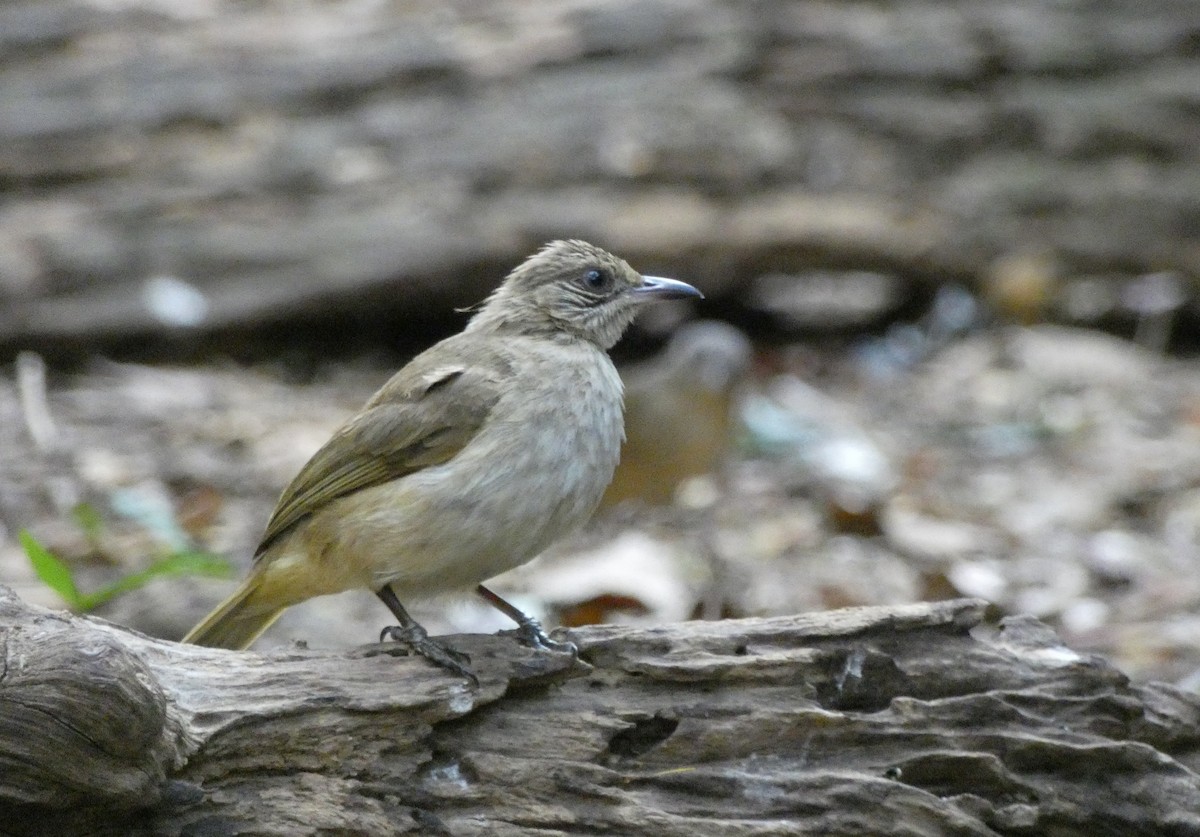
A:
[[582, 268, 611, 292]]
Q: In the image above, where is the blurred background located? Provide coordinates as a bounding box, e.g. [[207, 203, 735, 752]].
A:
[[3, 0, 1200, 684]]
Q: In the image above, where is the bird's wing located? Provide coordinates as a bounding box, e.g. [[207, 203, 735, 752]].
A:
[[254, 355, 505, 557]]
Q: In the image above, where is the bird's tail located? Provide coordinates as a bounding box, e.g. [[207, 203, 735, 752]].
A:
[[182, 570, 284, 650]]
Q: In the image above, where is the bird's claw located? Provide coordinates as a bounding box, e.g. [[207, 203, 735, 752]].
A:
[[380, 624, 477, 685], [505, 618, 578, 656]]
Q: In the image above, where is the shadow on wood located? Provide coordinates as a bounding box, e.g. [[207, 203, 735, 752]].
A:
[[2, 585, 1199, 836]]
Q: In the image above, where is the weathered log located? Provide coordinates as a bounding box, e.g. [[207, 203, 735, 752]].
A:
[[2, 586, 1199, 836], [2, 0, 1199, 348]]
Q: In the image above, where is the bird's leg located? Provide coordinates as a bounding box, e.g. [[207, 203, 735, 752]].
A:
[[476, 584, 577, 655], [376, 584, 477, 684]]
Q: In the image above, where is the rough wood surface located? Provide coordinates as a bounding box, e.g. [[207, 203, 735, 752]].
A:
[[3, 586, 1199, 836], [2, 0, 1199, 346]]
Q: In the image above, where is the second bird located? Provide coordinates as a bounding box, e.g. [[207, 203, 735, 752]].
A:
[[183, 240, 701, 679]]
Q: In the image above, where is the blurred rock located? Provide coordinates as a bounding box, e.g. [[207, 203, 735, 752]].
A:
[[743, 375, 898, 528], [1123, 271, 1186, 353], [748, 269, 902, 330], [884, 500, 1004, 563]]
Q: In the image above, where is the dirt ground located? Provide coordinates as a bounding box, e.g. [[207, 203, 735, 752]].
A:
[[3, 320, 1199, 687]]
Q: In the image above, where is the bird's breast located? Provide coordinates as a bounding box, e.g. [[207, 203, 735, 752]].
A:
[[341, 339, 625, 592], [473, 340, 625, 528]]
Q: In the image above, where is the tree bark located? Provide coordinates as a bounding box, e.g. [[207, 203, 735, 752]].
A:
[[2, 586, 1199, 836]]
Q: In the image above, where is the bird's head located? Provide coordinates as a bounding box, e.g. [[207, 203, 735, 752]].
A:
[[469, 240, 702, 349], [662, 320, 754, 393]]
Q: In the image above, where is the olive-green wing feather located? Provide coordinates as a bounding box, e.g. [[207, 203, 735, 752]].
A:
[[254, 360, 503, 557]]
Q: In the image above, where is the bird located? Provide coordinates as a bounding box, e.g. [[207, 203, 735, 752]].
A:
[[182, 240, 701, 680], [600, 320, 752, 509]]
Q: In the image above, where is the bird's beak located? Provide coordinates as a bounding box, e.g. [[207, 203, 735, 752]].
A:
[[633, 275, 704, 300]]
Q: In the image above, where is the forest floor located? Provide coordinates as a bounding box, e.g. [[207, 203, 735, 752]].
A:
[[3, 321, 1199, 687]]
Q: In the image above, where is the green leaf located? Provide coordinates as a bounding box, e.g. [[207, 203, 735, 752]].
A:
[[77, 551, 233, 611], [20, 524, 232, 612], [19, 530, 83, 609]]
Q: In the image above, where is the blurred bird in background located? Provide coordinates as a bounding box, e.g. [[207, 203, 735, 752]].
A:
[[600, 320, 754, 511]]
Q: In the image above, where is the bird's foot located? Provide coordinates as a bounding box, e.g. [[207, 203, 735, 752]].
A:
[[379, 623, 478, 685], [505, 617, 578, 656], [474, 583, 576, 656]]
